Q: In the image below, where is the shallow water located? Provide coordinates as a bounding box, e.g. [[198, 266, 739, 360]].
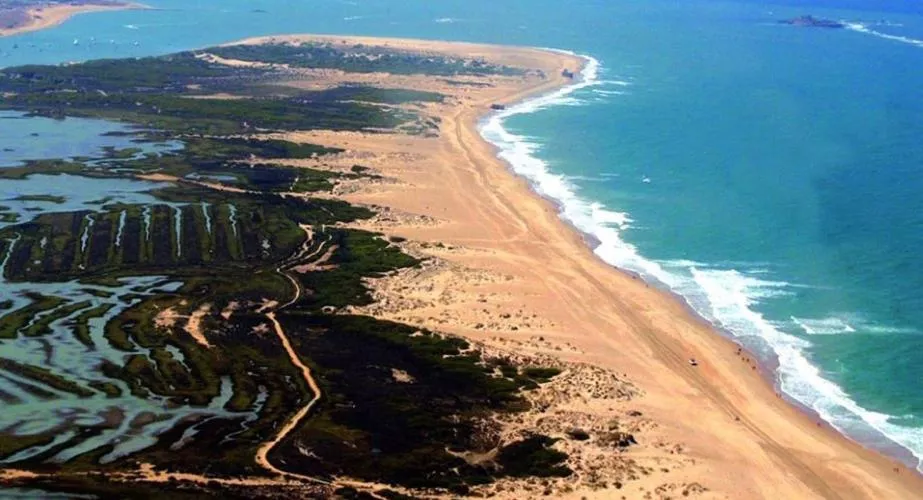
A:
[[0, 111, 175, 167], [0, 114, 246, 463]]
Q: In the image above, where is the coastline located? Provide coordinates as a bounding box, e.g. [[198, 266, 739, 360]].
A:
[[264, 35, 923, 497], [473, 49, 923, 494], [0, 2, 141, 38], [479, 52, 923, 472], [470, 49, 923, 494]]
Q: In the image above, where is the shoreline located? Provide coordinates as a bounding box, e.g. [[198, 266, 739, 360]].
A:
[[477, 52, 923, 474], [274, 34, 923, 497], [0, 2, 141, 38]]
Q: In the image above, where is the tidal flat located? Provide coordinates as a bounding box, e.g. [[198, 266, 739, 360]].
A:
[[0, 39, 575, 498]]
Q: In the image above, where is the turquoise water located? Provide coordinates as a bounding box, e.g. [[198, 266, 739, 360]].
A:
[[1, 0, 922, 471]]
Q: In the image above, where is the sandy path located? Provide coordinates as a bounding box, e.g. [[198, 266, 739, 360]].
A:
[[253, 311, 328, 485], [252, 227, 328, 484]]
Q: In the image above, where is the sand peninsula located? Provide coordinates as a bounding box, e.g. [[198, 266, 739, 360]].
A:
[[0, 1, 139, 37], [0, 34, 920, 499], [242, 35, 923, 498]]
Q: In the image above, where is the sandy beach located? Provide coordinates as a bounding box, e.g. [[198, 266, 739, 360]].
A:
[[0, 2, 138, 38], [214, 35, 923, 498]]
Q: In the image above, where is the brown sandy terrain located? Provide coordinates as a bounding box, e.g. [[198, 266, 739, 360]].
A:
[[154, 303, 212, 348], [0, 2, 141, 38], [226, 35, 923, 498]]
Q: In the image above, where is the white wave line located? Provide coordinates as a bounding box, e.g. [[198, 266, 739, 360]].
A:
[[478, 49, 923, 473], [845, 22, 923, 48]]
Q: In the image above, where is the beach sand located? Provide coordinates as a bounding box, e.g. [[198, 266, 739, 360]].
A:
[[212, 35, 923, 498], [0, 2, 139, 38]]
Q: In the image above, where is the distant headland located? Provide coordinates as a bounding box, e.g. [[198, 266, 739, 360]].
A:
[[780, 15, 845, 29], [0, 0, 138, 37]]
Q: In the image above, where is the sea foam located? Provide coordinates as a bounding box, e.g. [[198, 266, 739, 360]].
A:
[[845, 22, 923, 49], [478, 50, 923, 472], [791, 316, 857, 335]]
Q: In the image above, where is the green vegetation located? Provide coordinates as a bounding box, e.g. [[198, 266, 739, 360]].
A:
[[496, 435, 572, 478], [0, 41, 568, 496], [72, 303, 115, 346], [0, 52, 262, 93], [2, 91, 410, 135], [209, 43, 523, 77], [296, 85, 445, 104], [23, 300, 91, 337], [522, 366, 563, 382], [181, 136, 343, 160], [0, 431, 58, 461], [0, 158, 91, 180], [0, 206, 20, 223], [273, 314, 553, 489], [0, 197, 373, 283], [0, 357, 95, 397], [0, 293, 67, 338], [295, 229, 419, 311]]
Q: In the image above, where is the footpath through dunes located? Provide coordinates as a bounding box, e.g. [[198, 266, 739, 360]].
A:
[[282, 37, 923, 498]]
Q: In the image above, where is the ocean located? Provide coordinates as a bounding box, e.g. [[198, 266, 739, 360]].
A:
[[1, 0, 921, 472]]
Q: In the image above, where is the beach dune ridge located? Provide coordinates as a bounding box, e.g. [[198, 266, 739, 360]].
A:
[[270, 34, 923, 498]]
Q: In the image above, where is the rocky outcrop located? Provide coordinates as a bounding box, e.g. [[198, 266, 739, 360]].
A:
[[780, 15, 845, 29]]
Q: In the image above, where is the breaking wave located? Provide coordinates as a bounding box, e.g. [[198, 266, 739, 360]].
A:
[[845, 22, 923, 49], [477, 50, 923, 472]]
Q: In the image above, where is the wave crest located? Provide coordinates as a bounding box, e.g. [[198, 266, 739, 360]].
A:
[[477, 51, 923, 472], [845, 22, 923, 49]]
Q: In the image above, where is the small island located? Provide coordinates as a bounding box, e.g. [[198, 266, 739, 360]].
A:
[[780, 15, 845, 29]]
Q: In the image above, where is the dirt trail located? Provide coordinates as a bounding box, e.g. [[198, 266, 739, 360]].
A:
[[250, 222, 329, 483], [253, 311, 328, 485]]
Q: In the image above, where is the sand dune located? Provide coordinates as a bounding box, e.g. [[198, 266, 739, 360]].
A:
[[260, 35, 923, 498]]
